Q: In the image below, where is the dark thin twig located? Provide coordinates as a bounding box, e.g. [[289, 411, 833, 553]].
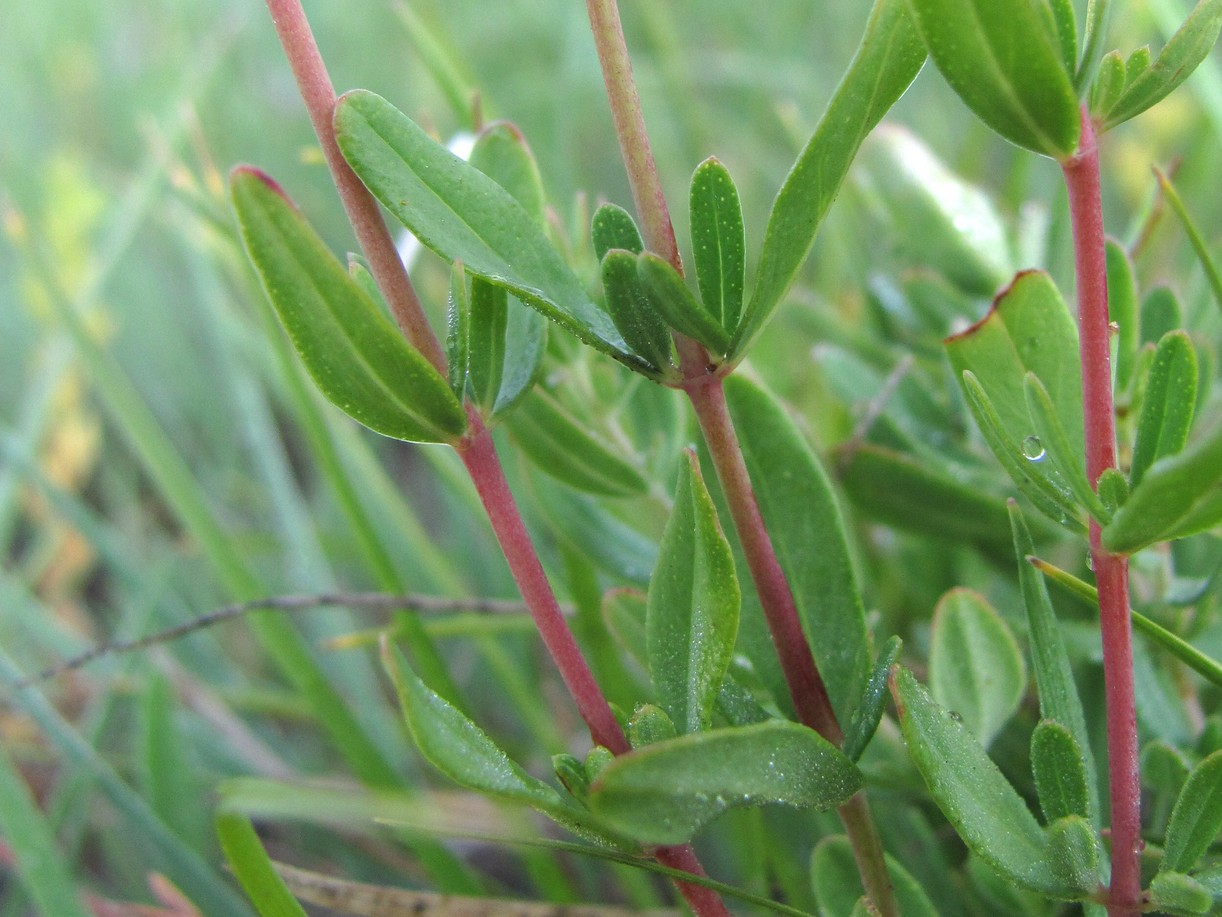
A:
[[13, 593, 553, 689]]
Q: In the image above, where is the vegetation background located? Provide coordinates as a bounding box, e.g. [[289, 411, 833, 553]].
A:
[[2, 0, 1222, 914]]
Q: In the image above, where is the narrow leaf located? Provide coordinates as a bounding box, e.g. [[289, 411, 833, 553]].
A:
[[1106, 239, 1140, 393], [928, 588, 1025, 747], [1162, 749, 1222, 873], [469, 121, 547, 226], [1079, 0, 1115, 88], [467, 279, 508, 413], [725, 376, 870, 723], [334, 91, 655, 376], [1103, 0, 1222, 130], [1010, 504, 1101, 827], [734, 0, 925, 358], [381, 641, 567, 812], [601, 250, 674, 373], [961, 372, 1085, 533], [1046, 0, 1079, 78], [217, 812, 309, 917], [446, 263, 470, 397], [1045, 815, 1102, 896], [843, 636, 903, 762], [648, 451, 741, 733], [1156, 166, 1222, 315], [1031, 720, 1091, 822], [1089, 50, 1127, 118], [231, 167, 466, 443], [1103, 415, 1222, 553], [592, 204, 644, 260], [1150, 871, 1213, 915], [588, 721, 862, 845], [689, 157, 745, 332], [907, 0, 1080, 157], [891, 666, 1076, 897], [1023, 373, 1111, 522], [637, 252, 732, 355], [1131, 330, 1198, 488]]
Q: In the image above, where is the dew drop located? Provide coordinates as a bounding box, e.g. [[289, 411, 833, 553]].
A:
[[1021, 435, 1046, 461]]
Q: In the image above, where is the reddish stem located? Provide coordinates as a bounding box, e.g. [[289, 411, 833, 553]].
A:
[[457, 421, 628, 755], [264, 0, 448, 374], [1062, 108, 1141, 917]]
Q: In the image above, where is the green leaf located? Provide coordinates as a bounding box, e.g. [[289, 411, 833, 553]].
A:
[[1156, 166, 1222, 316], [907, 0, 1080, 157], [588, 721, 862, 845], [468, 121, 547, 227], [1103, 415, 1222, 553], [960, 372, 1084, 532], [946, 272, 1084, 463], [505, 389, 649, 497], [1010, 504, 1100, 827], [637, 252, 732, 355], [928, 588, 1025, 747], [1131, 331, 1198, 488], [216, 812, 309, 917], [1150, 871, 1213, 915], [466, 279, 508, 413], [445, 263, 470, 397], [811, 835, 940, 917], [648, 451, 740, 733], [856, 126, 1012, 297], [1046, 0, 1079, 79], [231, 168, 467, 443], [1162, 750, 1222, 874], [1023, 373, 1111, 522], [836, 443, 1014, 555], [1078, 0, 1115, 89], [734, 0, 924, 358], [1045, 815, 1102, 896], [1143, 285, 1184, 345], [1031, 720, 1091, 822], [890, 666, 1076, 897], [333, 91, 654, 376], [689, 157, 746, 332], [1089, 50, 1127, 118], [381, 641, 567, 812], [601, 250, 674, 373], [843, 636, 903, 762], [0, 744, 91, 917], [1106, 239, 1140, 394], [725, 376, 870, 723], [626, 704, 679, 748], [1102, 0, 1222, 130], [602, 587, 649, 668], [591, 204, 644, 260]]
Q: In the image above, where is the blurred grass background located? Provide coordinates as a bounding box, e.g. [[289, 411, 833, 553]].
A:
[[2, 0, 1221, 913]]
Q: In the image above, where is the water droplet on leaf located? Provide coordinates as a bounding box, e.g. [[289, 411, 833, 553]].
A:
[[1022, 435, 1046, 461]]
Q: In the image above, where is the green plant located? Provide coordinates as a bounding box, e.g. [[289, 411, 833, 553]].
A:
[[5, 1, 1222, 915]]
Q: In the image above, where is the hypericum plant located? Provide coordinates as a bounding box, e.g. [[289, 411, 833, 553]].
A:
[[204, 1, 1222, 916]]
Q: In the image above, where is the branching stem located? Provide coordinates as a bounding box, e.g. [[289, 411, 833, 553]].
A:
[[1062, 108, 1141, 917]]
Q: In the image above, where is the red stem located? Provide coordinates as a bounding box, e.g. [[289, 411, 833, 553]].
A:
[[264, 0, 448, 374], [457, 421, 628, 755], [1062, 108, 1141, 917]]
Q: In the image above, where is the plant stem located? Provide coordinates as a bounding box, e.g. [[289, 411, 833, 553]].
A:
[[456, 421, 628, 754], [585, 2, 897, 913], [1062, 108, 1141, 917], [263, 0, 447, 374]]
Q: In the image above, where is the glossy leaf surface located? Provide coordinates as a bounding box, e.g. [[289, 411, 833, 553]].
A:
[[908, 0, 1080, 157], [334, 91, 654, 376], [588, 721, 861, 845], [1102, 0, 1222, 130], [231, 168, 466, 443], [689, 157, 745, 332], [1023, 373, 1110, 523], [1104, 416, 1222, 553], [1162, 750, 1222, 873], [1130, 330, 1198, 488], [929, 588, 1025, 747], [648, 452, 740, 733], [891, 665, 1076, 897], [725, 376, 870, 722], [734, 0, 924, 358]]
